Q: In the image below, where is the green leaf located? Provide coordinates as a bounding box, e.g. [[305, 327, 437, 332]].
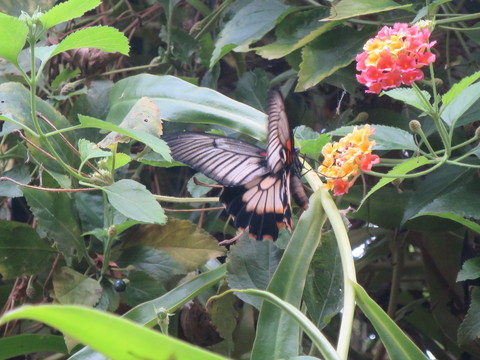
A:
[[359, 156, 430, 210], [0, 165, 31, 197], [304, 234, 343, 330], [103, 179, 167, 225], [0, 13, 28, 65], [50, 26, 130, 59], [78, 115, 171, 161], [440, 82, 480, 127], [227, 238, 282, 309], [40, 0, 101, 30], [329, 124, 417, 151], [251, 190, 325, 360], [208, 286, 238, 346], [296, 26, 374, 92], [0, 220, 56, 280], [0, 305, 229, 360], [0, 334, 68, 359], [325, 0, 412, 21], [458, 287, 480, 345], [442, 71, 480, 108], [120, 271, 168, 307], [187, 173, 218, 197], [117, 245, 185, 281], [22, 187, 84, 258], [457, 257, 480, 282], [295, 126, 330, 155], [352, 282, 429, 360], [383, 88, 432, 112], [108, 74, 267, 141], [210, 0, 291, 67], [52, 267, 103, 306], [78, 138, 111, 162], [105, 152, 131, 170], [254, 7, 337, 60], [97, 96, 163, 148], [123, 219, 226, 271]]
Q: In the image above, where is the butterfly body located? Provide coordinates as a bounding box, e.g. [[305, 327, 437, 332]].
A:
[[163, 90, 308, 241]]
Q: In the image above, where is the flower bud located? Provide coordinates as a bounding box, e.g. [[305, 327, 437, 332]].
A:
[[409, 120, 422, 132], [475, 127, 480, 139]]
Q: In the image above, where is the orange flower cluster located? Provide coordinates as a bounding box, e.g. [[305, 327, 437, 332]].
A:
[[356, 23, 436, 94], [319, 125, 380, 196]]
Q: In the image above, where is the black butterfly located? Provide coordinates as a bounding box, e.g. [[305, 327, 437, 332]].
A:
[[163, 90, 309, 241]]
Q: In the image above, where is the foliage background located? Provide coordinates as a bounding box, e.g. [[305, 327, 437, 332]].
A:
[[0, 0, 479, 359]]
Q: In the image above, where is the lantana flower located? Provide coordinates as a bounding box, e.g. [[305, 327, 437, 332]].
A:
[[319, 125, 380, 196], [356, 22, 436, 94]]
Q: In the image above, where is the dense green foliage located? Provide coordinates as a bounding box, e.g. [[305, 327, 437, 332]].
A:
[[0, 0, 479, 359]]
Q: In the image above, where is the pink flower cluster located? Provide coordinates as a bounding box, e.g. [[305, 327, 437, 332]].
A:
[[356, 23, 437, 94]]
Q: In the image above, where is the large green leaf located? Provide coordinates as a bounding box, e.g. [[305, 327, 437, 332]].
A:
[[69, 264, 227, 359], [226, 238, 282, 309], [251, 190, 325, 360], [52, 267, 103, 306], [103, 179, 167, 225], [458, 287, 480, 345], [254, 7, 337, 60], [0, 220, 56, 279], [107, 74, 267, 140], [0, 165, 31, 197], [441, 71, 480, 108], [440, 82, 480, 127], [304, 234, 343, 330], [0, 334, 68, 359], [383, 88, 432, 113], [352, 282, 429, 360], [123, 220, 226, 271], [296, 26, 374, 91], [0, 13, 28, 65], [210, 0, 291, 67], [40, 0, 100, 30], [22, 187, 84, 258], [325, 0, 412, 21], [0, 305, 229, 360], [457, 257, 480, 282], [50, 26, 130, 59]]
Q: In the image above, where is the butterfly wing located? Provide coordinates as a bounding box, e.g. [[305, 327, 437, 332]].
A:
[[163, 132, 269, 186]]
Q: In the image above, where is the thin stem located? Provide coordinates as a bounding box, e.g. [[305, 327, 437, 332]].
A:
[[44, 124, 84, 137], [154, 194, 219, 203], [415, 127, 437, 156], [435, 12, 480, 25]]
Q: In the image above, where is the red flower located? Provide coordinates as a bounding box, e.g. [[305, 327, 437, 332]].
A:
[[356, 23, 436, 93]]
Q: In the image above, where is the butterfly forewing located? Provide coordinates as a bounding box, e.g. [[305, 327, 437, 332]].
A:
[[163, 132, 269, 186]]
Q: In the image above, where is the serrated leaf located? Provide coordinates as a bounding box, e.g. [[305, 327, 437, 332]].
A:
[[208, 286, 238, 345], [458, 287, 480, 345], [442, 71, 480, 108], [383, 88, 432, 112], [40, 0, 101, 30], [103, 179, 166, 225], [0, 13, 28, 65], [53, 267, 103, 306], [123, 220, 226, 271], [50, 26, 130, 59], [105, 152, 131, 170], [210, 0, 291, 67], [457, 257, 480, 282], [329, 124, 417, 151], [120, 271, 168, 307], [296, 26, 374, 92], [353, 282, 429, 360], [187, 173, 218, 197], [0, 220, 56, 279], [227, 238, 282, 309], [254, 7, 336, 60], [78, 138, 111, 162], [97, 97, 163, 148], [22, 187, 84, 258], [358, 156, 430, 210], [440, 82, 480, 127], [304, 234, 343, 330], [117, 245, 185, 281], [78, 115, 171, 161], [325, 0, 412, 20], [0, 165, 31, 197], [107, 74, 267, 141]]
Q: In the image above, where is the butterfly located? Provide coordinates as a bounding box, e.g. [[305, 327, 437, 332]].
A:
[[163, 89, 309, 241]]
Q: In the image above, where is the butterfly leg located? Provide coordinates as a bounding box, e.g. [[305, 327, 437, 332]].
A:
[[218, 229, 246, 246]]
